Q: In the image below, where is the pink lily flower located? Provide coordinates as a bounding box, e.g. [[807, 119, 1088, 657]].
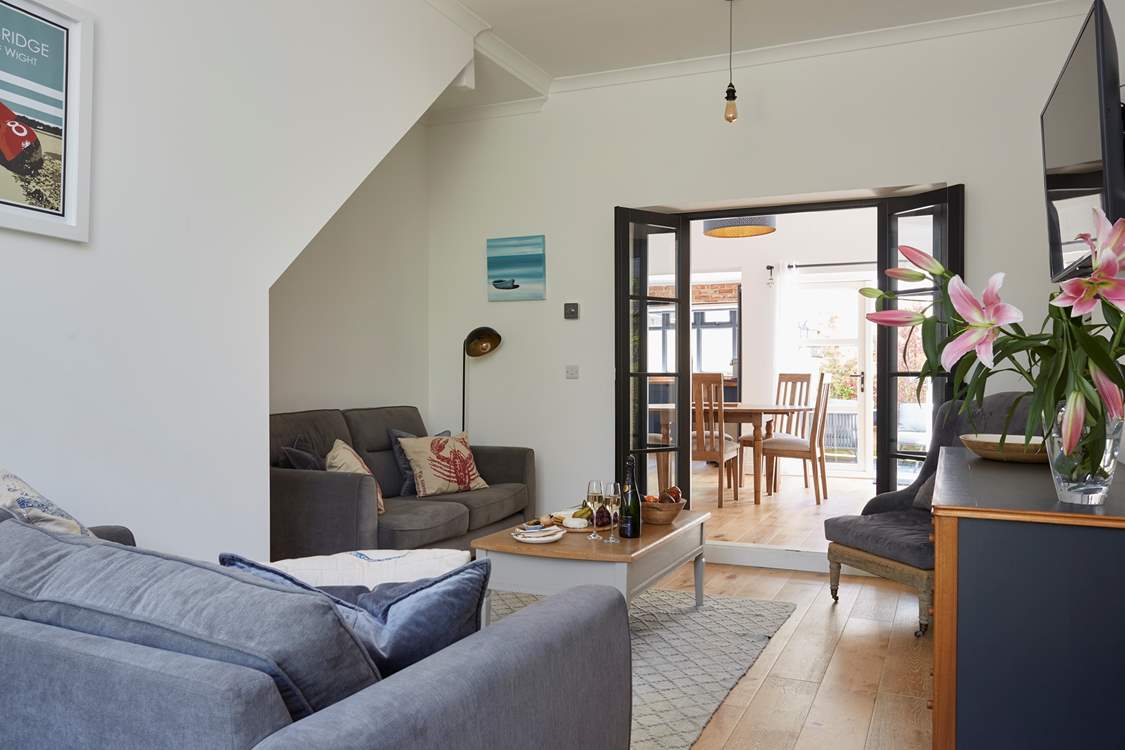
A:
[[899, 245, 945, 276], [1051, 208, 1125, 317], [940, 274, 1023, 371], [1090, 362, 1124, 422], [1060, 390, 1086, 456], [885, 268, 927, 282], [866, 309, 924, 327]]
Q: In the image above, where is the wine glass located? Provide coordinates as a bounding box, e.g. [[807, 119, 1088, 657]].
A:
[[586, 480, 603, 540], [603, 482, 621, 544]]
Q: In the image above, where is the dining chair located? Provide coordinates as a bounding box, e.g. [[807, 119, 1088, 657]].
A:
[[692, 372, 739, 508], [763, 373, 831, 504], [739, 372, 811, 489]]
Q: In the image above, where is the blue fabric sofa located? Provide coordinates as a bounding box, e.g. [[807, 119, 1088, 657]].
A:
[[0, 517, 631, 750]]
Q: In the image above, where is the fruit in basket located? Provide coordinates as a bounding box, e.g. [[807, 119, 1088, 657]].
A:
[[644, 494, 658, 503], [666, 485, 683, 501]]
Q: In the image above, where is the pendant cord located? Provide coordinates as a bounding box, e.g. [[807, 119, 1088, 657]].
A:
[[728, 0, 733, 85]]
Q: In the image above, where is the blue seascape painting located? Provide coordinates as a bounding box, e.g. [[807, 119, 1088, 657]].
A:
[[486, 235, 546, 301]]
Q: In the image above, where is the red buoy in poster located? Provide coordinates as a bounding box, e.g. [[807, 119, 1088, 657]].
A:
[[0, 99, 43, 176]]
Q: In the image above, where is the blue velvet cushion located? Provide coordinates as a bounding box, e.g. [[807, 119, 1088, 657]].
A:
[[221, 554, 490, 676], [388, 428, 450, 496]]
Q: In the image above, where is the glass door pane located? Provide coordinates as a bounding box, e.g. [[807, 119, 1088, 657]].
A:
[[616, 208, 689, 501], [876, 186, 964, 492]]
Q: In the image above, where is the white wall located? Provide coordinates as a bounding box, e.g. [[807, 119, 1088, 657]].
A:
[[424, 14, 1083, 508], [0, 1, 472, 560], [271, 124, 430, 415]]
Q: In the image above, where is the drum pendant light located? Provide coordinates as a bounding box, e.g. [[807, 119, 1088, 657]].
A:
[[703, 215, 777, 238]]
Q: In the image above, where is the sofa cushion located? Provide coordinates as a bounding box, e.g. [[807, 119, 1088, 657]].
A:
[[280, 445, 326, 471], [389, 428, 451, 497], [0, 522, 379, 720], [219, 555, 490, 678], [343, 407, 429, 497], [350, 559, 490, 676], [424, 483, 528, 531], [326, 439, 385, 513], [1, 471, 92, 537], [270, 410, 352, 468], [379, 497, 469, 549], [397, 433, 489, 497], [824, 510, 934, 569]]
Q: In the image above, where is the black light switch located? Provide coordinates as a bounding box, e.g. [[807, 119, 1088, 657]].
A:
[[563, 302, 579, 320]]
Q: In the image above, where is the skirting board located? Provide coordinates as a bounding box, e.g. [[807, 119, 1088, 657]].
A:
[[704, 540, 873, 577]]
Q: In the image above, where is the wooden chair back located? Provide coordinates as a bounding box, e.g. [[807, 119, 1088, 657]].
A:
[[807, 373, 832, 450], [775, 373, 812, 436], [692, 372, 727, 461]]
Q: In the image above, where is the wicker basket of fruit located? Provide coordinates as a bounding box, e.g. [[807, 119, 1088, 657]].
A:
[[640, 486, 685, 525]]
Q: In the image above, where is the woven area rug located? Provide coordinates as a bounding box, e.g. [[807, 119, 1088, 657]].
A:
[[489, 588, 796, 749]]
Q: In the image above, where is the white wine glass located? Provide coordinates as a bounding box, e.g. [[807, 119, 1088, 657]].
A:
[[586, 480, 603, 540], [603, 482, 621, 544]]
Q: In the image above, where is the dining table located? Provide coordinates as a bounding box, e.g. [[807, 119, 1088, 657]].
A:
[[649, 402, 813, 505]]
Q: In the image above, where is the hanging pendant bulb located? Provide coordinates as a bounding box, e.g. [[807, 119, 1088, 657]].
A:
[[723, 0, 738, 124]]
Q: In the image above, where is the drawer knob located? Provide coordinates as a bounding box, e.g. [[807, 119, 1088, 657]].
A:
[[927, 700, 934, 710], [928, 607, 934, 616], [928, 532, 935, 542]]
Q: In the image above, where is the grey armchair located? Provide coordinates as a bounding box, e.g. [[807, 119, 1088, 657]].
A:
[[824, 391, 1032, 636]]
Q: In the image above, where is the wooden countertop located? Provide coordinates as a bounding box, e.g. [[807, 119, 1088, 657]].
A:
[[931, 447, 1125, 529], [471, 510, 710, 562]]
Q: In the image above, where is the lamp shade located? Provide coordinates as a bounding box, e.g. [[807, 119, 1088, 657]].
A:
[[702, 215, 776, 238], [464, 326, 501, 357]]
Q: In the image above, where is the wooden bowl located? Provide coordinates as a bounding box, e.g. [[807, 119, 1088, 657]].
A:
[[959, 433, 1048, 464], [641, 499, 686, 525]]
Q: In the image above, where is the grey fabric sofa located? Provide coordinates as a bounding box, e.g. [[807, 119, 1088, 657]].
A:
[[0, 518, 631, 750], [270, 406, 534, 560], [824, 391, 1031, 635]]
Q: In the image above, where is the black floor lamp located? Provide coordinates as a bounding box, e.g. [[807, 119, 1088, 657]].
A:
[[462, 326, 501, 431]]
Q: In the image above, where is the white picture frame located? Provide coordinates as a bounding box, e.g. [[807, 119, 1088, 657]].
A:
[[0, 0, 91, 242]]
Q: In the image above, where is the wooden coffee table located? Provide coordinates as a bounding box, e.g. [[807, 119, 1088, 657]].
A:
[[471, 511, 710, 622]]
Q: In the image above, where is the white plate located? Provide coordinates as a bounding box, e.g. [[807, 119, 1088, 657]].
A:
[[511, 530, 566, 544]]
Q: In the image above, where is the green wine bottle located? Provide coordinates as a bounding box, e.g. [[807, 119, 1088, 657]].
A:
[[619, 455, 643, 539]]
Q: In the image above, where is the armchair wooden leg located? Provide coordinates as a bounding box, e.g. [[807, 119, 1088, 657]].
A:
[[829, 560, 841, 602], [916, 585, 933, 637]]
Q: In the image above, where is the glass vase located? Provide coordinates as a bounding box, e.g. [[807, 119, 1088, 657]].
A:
[[1045, 403, 1123, 506]]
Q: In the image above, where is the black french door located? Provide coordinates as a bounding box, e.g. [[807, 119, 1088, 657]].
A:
[[876, 185, 965, 493], [614, 207, 691, 504]]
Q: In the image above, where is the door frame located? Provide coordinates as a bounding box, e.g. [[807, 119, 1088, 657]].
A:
[[615, 188, 964, 502], [614, 207, 692, 502]]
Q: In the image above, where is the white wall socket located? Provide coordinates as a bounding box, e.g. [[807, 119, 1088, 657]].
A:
[[565, 365, 580, 380]]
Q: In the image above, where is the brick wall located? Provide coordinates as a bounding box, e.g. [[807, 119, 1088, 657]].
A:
[[647, 282, 740, 304]]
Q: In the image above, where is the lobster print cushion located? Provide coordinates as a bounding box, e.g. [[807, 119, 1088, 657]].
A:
[[397, 433, 489, 497]]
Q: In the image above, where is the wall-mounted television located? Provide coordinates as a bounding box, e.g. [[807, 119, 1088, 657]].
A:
[[1041, 0, 1125, 282]]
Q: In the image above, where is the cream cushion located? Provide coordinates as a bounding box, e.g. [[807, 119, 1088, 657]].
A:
[[268, 548, 471, 588], [763, 434, 810, 451], [397, 432, 488, 497], [326, 439, 384, 513]]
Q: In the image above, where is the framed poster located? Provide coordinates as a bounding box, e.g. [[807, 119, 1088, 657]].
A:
[[486, 235, 546, 301], [0, 0, 91, 241]]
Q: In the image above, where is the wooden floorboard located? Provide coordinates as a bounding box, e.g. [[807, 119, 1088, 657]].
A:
[[653, 563, 932, 750]]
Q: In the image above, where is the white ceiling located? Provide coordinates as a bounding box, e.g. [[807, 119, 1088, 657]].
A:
[[458, 0, 1044, 78]]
